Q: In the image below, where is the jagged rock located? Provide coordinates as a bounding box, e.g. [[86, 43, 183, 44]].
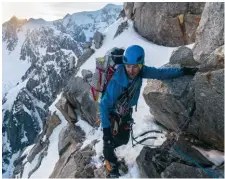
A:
[[170, 46, 200, 66], [198, 45, 224, 72], [124, 3, 134, 19], [117, 9, 126, 19], [58, 124, 85, 156], [49, 143, 82, 178], [63, 76, 98, 126], [93, 31, 103, 49], [77, 48, 95, 68], [94, 166, 107, 178], [136, 147, 161, 178], [190, 69, 224, 150], [114, 21, 128, 38], [50, 141, 97, 178], [193, 2, 224, 63], [45, 112, 61, 138], [81, 69, 93, 83], [133, 2, 205, 46], [143, 74, 194, 131], [55, 96, 77, 124], [161, 162, 209, 178], [75, 164, 96, 178]]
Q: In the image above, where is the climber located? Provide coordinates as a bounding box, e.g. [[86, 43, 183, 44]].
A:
[[100, 45, 198, 178]]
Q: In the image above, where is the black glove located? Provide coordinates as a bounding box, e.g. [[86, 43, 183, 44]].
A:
[[182, 67, 199, 75], [111, 48, 125, 64]]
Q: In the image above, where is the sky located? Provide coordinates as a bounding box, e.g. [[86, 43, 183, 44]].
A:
[[2, 2, 123, 23]]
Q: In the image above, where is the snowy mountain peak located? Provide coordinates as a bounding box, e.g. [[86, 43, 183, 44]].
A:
[[7, 16, 28, 25], [102, 3, 122, 9], [27, 18, 46, 24]]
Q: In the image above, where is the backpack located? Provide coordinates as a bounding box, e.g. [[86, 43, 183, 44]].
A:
[[90, 47, 125, 102]]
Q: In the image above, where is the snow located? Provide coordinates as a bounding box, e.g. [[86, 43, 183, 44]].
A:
[[192, 146, 224, 166], [2, 79, 29, 115], [2, 30, 31, 96], [77, 19, 181, 78]]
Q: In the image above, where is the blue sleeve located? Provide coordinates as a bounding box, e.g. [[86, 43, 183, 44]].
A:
[[141, 66, 184, 80], [100, 80, 121, 128]]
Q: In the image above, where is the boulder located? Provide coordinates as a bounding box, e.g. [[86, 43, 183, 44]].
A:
[[50, 141, 97, 178], [193, 2, 224, 63], [63, 76, 98, 126], [133, 2, 205, 46], [49, 142, 82, 178], [170, 46, 200, 66], [94, 166, 107, 178], [190, 69, 224, 150], [198, 45, 224, 72], [161, 162, 209, 178], [93, 31, 103, 49], [45, 112, 61, 138], [58, 124, 85, 156], [136, 146, 161, 178], [55, 96, 77, 124], [143, 74, 194, 131], [81, 69, 93, 83]]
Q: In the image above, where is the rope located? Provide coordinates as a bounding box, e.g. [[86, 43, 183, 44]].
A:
[[173, 146, 222, 178], [130, 123, 163, 147]]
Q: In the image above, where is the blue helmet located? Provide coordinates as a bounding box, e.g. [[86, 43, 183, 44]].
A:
[[123, 45, 145, 64]]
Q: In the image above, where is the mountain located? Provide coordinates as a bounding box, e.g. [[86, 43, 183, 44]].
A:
[[53, 4, 122, 42], [2, 4, 122, 177]]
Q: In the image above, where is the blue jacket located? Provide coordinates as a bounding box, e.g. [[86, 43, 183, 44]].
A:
[[100, 65, 184, 128]]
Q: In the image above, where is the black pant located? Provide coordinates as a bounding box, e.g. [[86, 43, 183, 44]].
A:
[[103, 114, 131, 163], [113, 122, 130, 148]]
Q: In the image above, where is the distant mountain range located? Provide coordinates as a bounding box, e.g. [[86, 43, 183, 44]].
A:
[[2, 4, 122, 177]]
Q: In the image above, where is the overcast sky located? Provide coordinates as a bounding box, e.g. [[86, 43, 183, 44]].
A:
[[2, 2, 123, 23]]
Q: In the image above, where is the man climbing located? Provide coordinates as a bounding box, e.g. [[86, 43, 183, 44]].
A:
[[100, 45, 198, 178]]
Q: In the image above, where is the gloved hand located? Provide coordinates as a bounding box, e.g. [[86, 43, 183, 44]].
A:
[[182, 67, 199, 75]]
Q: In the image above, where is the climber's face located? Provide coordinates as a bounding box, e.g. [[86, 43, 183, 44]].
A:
[[125, 64, 141, 79]]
